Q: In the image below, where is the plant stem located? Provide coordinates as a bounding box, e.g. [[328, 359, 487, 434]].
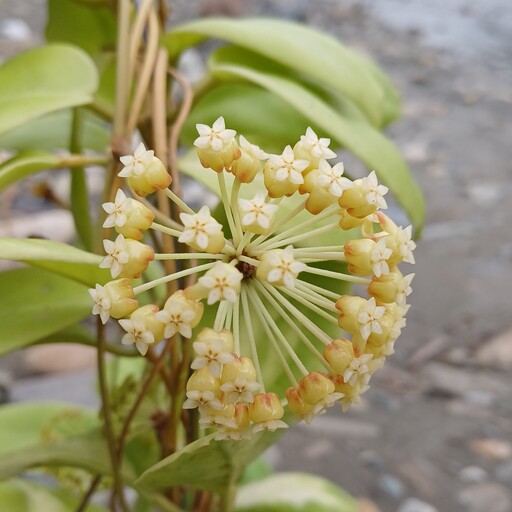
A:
[[115, 340, 175, 463], [96, 318, 130, 512], [75, 475, 102, 512]]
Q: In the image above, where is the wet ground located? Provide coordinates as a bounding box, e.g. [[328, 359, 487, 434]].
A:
[[1, 1, 512, 511]]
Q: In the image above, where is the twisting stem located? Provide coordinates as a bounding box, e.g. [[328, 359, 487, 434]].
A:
[[115, 340, 175, 463], [96, 318, 130, 512], [75, 475, 102, 512], [168, 67, 193, 195], [127, 9, 160, 133]]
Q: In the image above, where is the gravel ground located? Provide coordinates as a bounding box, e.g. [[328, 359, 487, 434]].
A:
[[1, 1, 512, 511]]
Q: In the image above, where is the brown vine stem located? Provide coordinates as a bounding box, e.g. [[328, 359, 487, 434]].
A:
[[75, 475, 102, 512], [127, 8, 160, 134], [167, 67, 193, 200], [96, 317, 130, 512], [115, 339, 175, 464]]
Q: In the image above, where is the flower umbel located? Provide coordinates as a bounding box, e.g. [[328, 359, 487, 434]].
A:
[[90, 119, 415, 438]]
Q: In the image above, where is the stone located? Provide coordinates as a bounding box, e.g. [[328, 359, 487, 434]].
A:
[[459, 466, 488, 484], [24, 344, 96, 375], [458, 483, 512, 512], [469, 439, 512, 461], [475, 328, 512, 370], [495, 461, 512, 485], [377, 474, 406, 499], [397, 498, 438, 512]]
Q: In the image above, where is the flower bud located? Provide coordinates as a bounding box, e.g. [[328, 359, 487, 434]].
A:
[[118, 143, 171, 197], [338, 171, 388, 218], [155, 290, 204, 339], [89, 279, 138, 324], [249, 392, 285, 424], [221, 355, 257, 384], [256, 246, 306, 289], [178, 206, 225, 254], [300, 160, 351, 214], [286, 387, 315, 423], [185, 262, 243, 304], [293, 127, 336, 173], [238, 192, 278, 235], [116, 199, 154, 240], [343, 239, 376, 276], [368, 270, 414, 305], [335, 295, 366, 334], [200, 403, 237, 429], [263, 145, 308, 198], [186, 367, 221, 396], [229, 135, 268, 183], [191, 328, 235, 378], [323, 339, 355, 375], [130, 305, 165, 343], [121, 239, 154, 278], [298, 372, 335, 405], [194, 117, 241, 173]]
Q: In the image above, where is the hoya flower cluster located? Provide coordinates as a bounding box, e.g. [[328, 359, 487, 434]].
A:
[[90, 118, 415, 440]]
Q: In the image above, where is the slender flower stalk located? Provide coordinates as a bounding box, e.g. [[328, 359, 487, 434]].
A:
[[89, 120, 415, 436]]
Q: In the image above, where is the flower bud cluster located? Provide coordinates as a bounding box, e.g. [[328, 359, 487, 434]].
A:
[[89, 118, 416, 439]]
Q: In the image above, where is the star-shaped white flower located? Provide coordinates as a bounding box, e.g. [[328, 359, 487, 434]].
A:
[[198, 262, 243, 305], [118, 318, 155, 356], [343, 353, 374, 386], [239, 135, 268, 160], [312, 392, 345, 415], [396, 273, 414, 306], [268, 145, 308, 185], [357, 297, 386, 340], [396, 225, 416, 264], [191, 338, 235, 377], [220, 378, 262, 404], [183, 390, 223, 415], [99, 234, 129, 278], [102, 189, 131, 228], [194, 116, 236, 151], [155, 305, 197, 339], [239, 192, 278, 231], [371, 238, 393, 277], [89, 284, 111, 324], [265, 246, 306, 289], [300, 127, 337, 160], [363, 171, 388, 209], [118, 142, 154, 177], [316, 160, 352, 197], [178, 206, 223, 251]]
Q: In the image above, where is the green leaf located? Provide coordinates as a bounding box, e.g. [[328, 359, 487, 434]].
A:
[[207, 47, 425, 233], [0, 402, 98, 457], [136, 431, 282, 493], [0, 109, 109, 152], [165, 17, 399, 126], [235, 473, 358, 512], [46, 0, 117, 55], [0, 268, 93, 355], [0, 238, 108, 286], [0, 150, 61, 190], [0, 44, 98, 136], [0, 478, 108, 512]]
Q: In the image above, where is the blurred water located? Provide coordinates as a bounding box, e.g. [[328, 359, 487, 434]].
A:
[[348, 0, 512, 74]]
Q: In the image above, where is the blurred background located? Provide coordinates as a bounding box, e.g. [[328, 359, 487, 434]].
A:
[[0, 1, 511, 511]]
